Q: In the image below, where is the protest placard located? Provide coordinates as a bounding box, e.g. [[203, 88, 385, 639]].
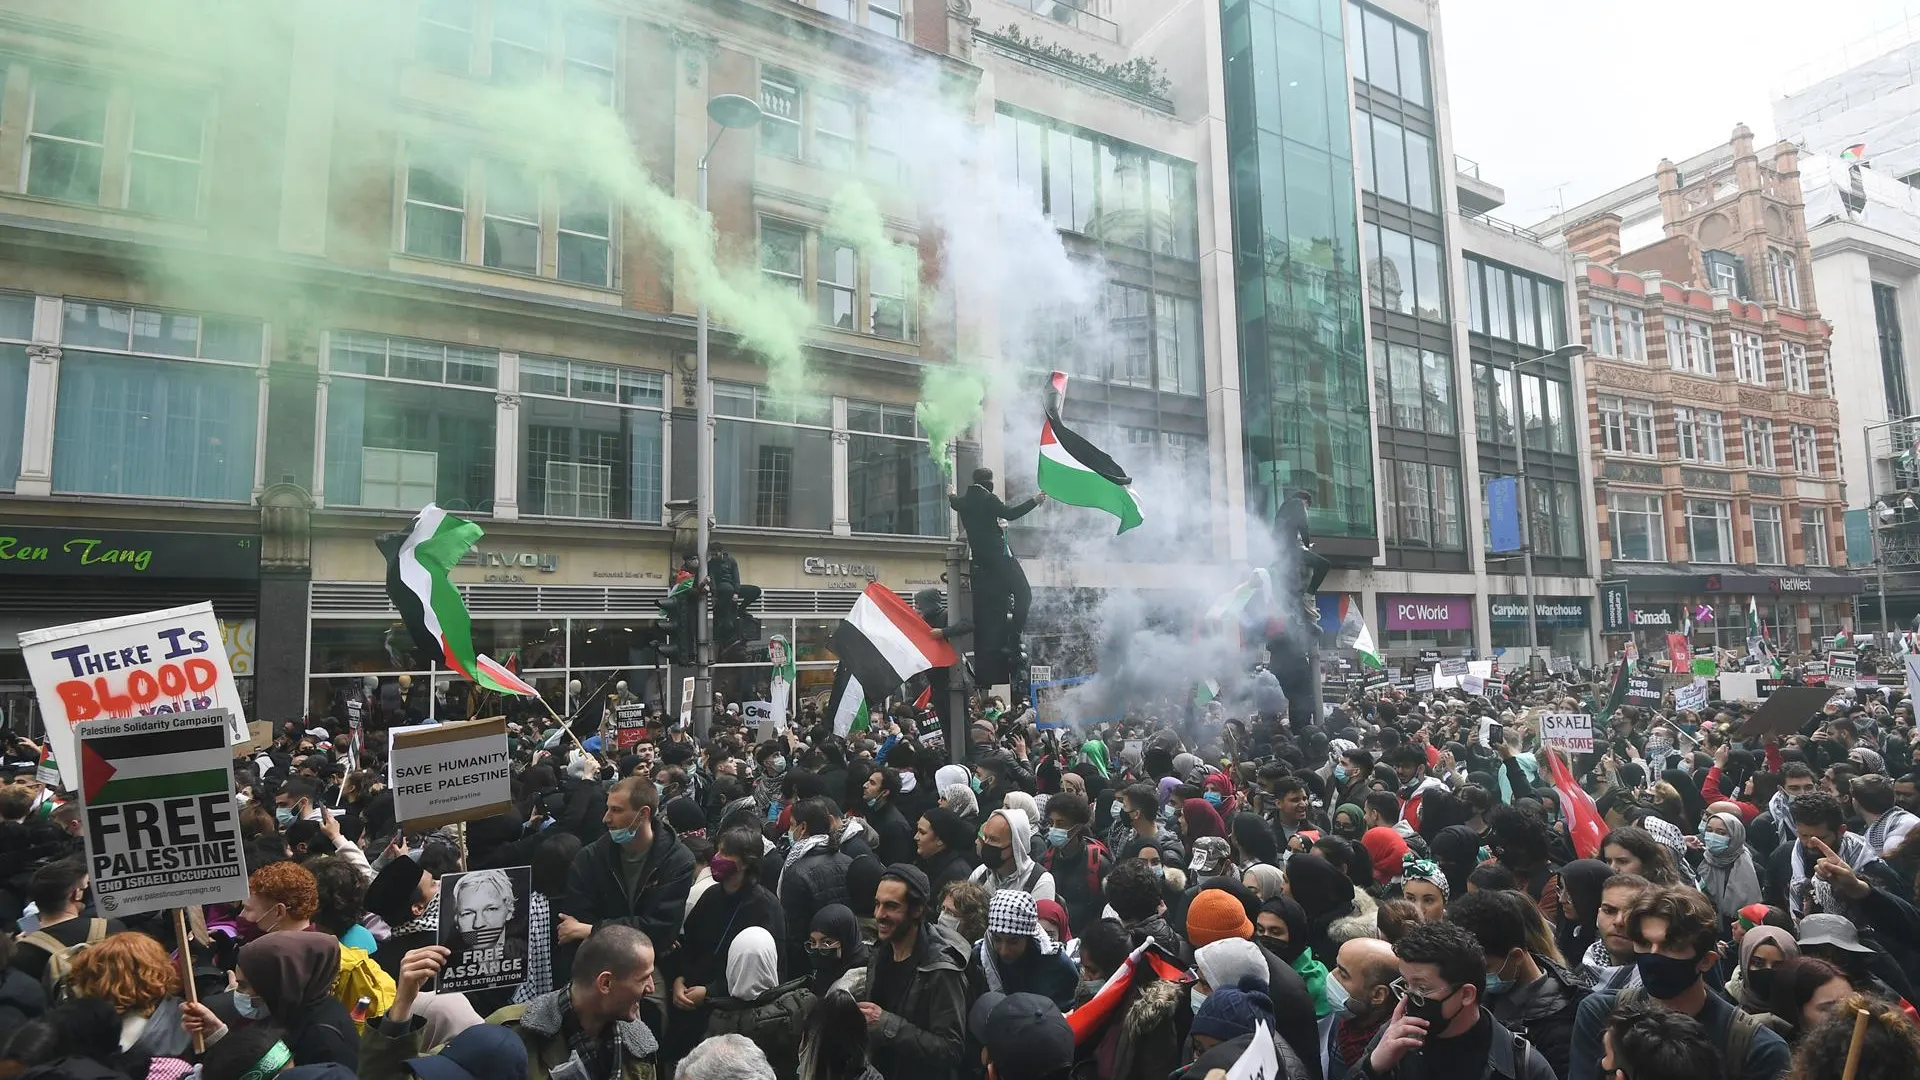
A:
[[1413, 671, 1435, 693], [389, 717, 511, 830], [230, 719, 275, 758], [20, 603, 250, 790], [1736, 686, 1835, 739], [436, 865, 532, 994], [612, 704, 649, 751], [743, 701, 775, 724], [1542, 712, 1594, 753], [677, 677, 694, 728], [78, 708, 247, 919], [1550, 655, 1573, 675], [1462, 675, 1486, 695], [1226, 1020, 1280, 1080], [1439, 659, 1469, 677], [1672, 679, 1710, 714], [1625, 676, 1663, 708]]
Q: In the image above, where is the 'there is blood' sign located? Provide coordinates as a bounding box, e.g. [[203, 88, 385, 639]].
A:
[[20, 603, 249, 792]]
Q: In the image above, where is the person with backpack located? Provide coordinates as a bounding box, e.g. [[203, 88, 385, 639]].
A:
[[1449, 889, 1589, 1080], [968, 808, 1056, 902], [1041, 793, 1109, 935], [11, 857, 121, 993], [1567, 886, 1790, 1080]]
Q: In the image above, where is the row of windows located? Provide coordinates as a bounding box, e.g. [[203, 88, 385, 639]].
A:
[[1465, 257, 1565, 349], [1469, 363, 1576, 455], [1372, 341, 1453, 434], [1609, 493, 1830, 567], [761, 70, 905, 184], [416, 0, 618, 104], [1355, 112, 1436, 213], [759, 219, 916, 342], [1345, 3, 1429, 108], [1596, 395, 1823, 474], [1363, 222, 1445, 322], [996, 107, 1201, 261], [19, 72, 206, 219], [402, 148, 613, 287], [1383, 460, 1461, 550], [1589, 299, 1816, 391], [807, 0, 905, 38], [1480, 478, 1584, 559]]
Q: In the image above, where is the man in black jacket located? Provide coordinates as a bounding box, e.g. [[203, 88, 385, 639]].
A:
[[1449, 889, 1588, 1080], [861, 864, 968, 1080], [948, 468, 1045, 683], [863, 768, 917, 865], [560, 776, 695, 970]]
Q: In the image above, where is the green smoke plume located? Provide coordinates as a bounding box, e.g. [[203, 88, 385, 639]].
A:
[[915, 364, 988, 480], [825, 183, 918, 285]]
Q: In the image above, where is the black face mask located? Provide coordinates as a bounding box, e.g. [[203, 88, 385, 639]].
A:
[[1746, 967, 1775, 1001], [1402, 986, 1456, 1027], [1259, 935, 1306, 964], [980, 841, 1012, 868]]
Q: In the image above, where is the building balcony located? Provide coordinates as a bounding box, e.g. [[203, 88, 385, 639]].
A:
[[1455, 154, 1506, 216]]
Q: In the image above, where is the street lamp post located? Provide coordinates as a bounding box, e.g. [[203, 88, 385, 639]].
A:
[[1865, 413, 1920, 638], [1509, 344, 1587, 670], [692, 93, 764, 741]]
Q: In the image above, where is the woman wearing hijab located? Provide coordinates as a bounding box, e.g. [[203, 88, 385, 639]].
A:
[[1730, 926, 1800, 1018], [1256, 897, 1331, 1017], [1241, 863, 1286, 904], [1331, 803, 1366, 842], [804, 904, 870, 998], [1359, 827, 1410, 890], [1697, 810, 1764, 920], [707, 926, 815, 1078], [1180, 798, 1227, 846], [1079, 739, 1112, 784], [181, 932, 358, 1070], [1230, 812, 1281, 869], [1428, 824, 1482, 901], [1282, 853, 1356, 966], [1553, 858, 1614, 965]]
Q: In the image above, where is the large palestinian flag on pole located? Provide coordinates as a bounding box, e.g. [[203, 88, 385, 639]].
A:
[[81, 720, 229, 807], [1037, 371, 1144, 534], [377, 505, 540, 697]]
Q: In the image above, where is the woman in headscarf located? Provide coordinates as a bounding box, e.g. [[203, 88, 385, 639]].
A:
[[182, 931, 358, 1070], [1729, 925, 1799, 1016], [1079, 739, 1111, 784], [1230, 812, 1281, 869], [1698, 810, 1764, 920], [1399, 855, 1449, 922], [1331, 803, 1366, 842], [1360, 827, 1410, 889], [1256, 896, 1331, 1017], [940, 781, 979, 822], [1553, 858, 1615, 965], [1059, 771, 1088, 801], [1282, 853, 1356, 966], [1241, 863, 1287, 904], [804, 903, 871, 998], [707, 926, 814, 1078], [1660, 768, 1707, 833], [1157, 776, 1182, 814], [1179, 798, 1227, 847], [1203, 772, 1239, 817], [1428, 824, 1483, 901]]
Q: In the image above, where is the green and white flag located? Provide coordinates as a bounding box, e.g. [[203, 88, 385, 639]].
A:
[[1037, 373, 1143, 534], [769, 634, 796, 720], [1339, 595, 1384, 670], [377, 506, 540, 697], [1194, 678, 1220, 705], [830, 672, 870, 737]]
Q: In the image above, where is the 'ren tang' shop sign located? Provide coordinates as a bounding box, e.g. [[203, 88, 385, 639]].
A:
[[0, 526, 258, 578]]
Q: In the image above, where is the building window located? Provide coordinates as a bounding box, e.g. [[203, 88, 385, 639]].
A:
[[403, 148, 468, 262], [518, 357, 663, 522], [1768, 248, 1802, 308], [127, 94, 206, 219], [1384, 460, 1462, 550], [1663, 316, 1714, 375], [482, 161, 540, 274], [556, 183, 612, 287], [1792, 424, 1820, 475], [1525, 479, 1583, 558], [1744, 416, 1776, 470], [1874, 283, 1910, 416], [562, 11, 617, 104], [1802, 508, 1830, 566], [818, 240, 857, 330], [712, 382, 832, 530], [847, 401, 941, 536], [1598, 395, 1655, 456], [1364, 223, 1446, 321], [1589, 299, 1616, 357], [871, 254, 914, 341], [0, 294, 29, 493], [490, 0, 548, 85], [1589, 299, 1643, 361], [1348, 3, 1428, 107], [867, 0, 904, 38], [1154, 293, 1203, 395], [26, 78, 108, 206], [1733, 332, 1766, 386], [323, 332, 498, 512], [1516, 372, 1573, 453], [996, 107, 1199, 260], [1610, 492, 1665, 562], [1753, 504, 1786, 566], [52, 301, 262, 502], [760, 70, 802, 159], [1685, 498, 1734, 563], [1783, 342, 1811, 393], [1359, 113, 1437, 213], [760, 220, 806, 297], [814, 90, 857, 171], [1674, 406, 1725, 464], [1373, 341, 1455, 434], [417, 0, 475, 73], [760, 220, 917, 344]]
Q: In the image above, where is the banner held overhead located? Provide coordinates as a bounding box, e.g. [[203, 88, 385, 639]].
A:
[[389, 717, 513, 830]]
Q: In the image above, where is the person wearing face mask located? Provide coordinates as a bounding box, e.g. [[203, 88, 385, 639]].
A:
[[1325, 938, 1399, 1080], [1728, 926, 1797, 1021], [967, 808, 1057, 902], [1448, 889, 1587, 1080], [561, 776, 695, 984], [1256, 897, 1330, 1017], [664, 824, 782, 1066], [805, 904, 870, 997], [1113, 784, 1186, 872], [1360, 920, 1556, 1080], [1567, 887, 1790, 1080], [182, 932, 361, 1072], [1176, 977, 1313, 1080], [861, 768, 917, 866], [704, 926, 814, 1077], [916, 808, 978, 900], [1040, 793, 1110, 935], [1696, 811, 1763, 921], [1188, 892, 1323, 1078], [965, 889, 1079, 1009]]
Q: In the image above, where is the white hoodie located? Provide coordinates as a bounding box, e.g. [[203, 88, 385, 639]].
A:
[[968, 807, 1057, 902]]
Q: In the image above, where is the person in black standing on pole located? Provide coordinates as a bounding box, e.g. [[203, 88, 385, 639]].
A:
[[948, 468, 1046, 684]]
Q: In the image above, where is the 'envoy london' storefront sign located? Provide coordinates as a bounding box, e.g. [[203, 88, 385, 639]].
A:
[[1382, 595, 1474, 631], [1490, 597, 1591, 627]]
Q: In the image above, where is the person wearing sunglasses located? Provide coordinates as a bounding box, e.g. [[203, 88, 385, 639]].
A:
[[1359, 921, 1555, 1080]]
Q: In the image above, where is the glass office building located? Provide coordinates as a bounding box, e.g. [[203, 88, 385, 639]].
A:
[[1222, 0, 1375, 554]]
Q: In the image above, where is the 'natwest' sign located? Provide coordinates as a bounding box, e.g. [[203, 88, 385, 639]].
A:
[[1382, 595, 1473, 631]]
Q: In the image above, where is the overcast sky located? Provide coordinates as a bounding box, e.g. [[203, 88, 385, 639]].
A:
[[1441, 0, 1920, 226]]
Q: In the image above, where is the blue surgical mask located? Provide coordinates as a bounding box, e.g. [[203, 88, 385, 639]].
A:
[[1702, 832, 1731, 853], [768, 756, 787, 773], [234, 992, 268, 1020], [1047, 826, 1070, 848], [608, 826, 638, 845], [1204, 792, 1223, 808], [1151, 864, 1166, 879], [1325, 973, 1352, 1015], [275, 807, 295, 828], [970, 776, 983, 793], [1334, 766, 1349, 783]]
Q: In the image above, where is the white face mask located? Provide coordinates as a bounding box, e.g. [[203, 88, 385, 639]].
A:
[[938, 910, 962, 935]]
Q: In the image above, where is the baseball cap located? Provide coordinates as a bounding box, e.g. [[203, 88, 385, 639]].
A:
[[1188, 836, 1231, 874], [1797, 913, 1875, 954], [966, 992, 1074, 1080], [406, 1022, 529, 1080]]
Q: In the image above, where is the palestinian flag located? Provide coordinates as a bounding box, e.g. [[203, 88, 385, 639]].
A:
[[1339, 595, 1384, 670], [1194, 679, 1219, 705], [827, 668, 870, 737], [1596, 650, 1633, 723], [1038, 373, 1143, 534], [1842, 142, 1868, 163], [377, 505, 540, 697], [832, 582, 957, 704], [81, 722, 228, 806]]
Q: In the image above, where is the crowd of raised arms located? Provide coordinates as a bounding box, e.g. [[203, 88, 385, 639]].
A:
[[3, 666, 1920, 1080]]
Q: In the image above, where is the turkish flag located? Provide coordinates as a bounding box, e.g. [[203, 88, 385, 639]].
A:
[[1542, 745, 1605, 859]]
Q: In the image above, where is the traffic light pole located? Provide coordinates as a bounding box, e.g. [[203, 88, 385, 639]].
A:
[[692, 153, 714, 743], [944, 540, 972, 765]]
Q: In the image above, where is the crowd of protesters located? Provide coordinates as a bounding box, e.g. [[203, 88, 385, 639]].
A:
[[0, 646, 1919, 1080]]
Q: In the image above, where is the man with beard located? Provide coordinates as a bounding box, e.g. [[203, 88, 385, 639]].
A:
[[1580, 873, 1649, 990], [858, 864, 969, 1080], [1325, 938, 1399, 1080]]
